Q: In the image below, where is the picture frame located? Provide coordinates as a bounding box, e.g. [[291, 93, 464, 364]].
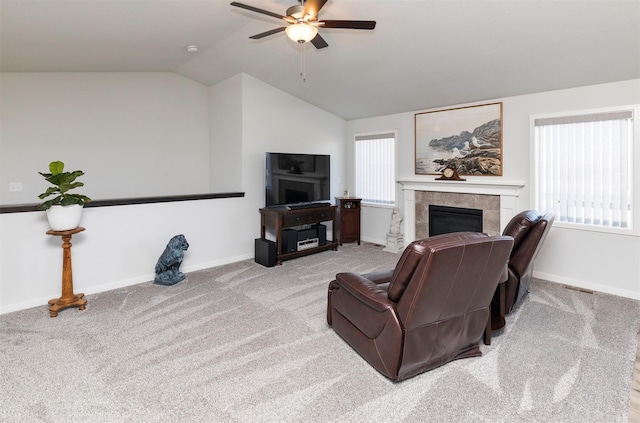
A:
[[415, 102, 503, 176]]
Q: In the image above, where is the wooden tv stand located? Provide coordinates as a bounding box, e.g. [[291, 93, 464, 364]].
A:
[[259, 205, 338, 265]]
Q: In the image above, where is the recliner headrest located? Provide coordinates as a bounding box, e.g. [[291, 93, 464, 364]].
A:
[[502, 210, 541, 254]]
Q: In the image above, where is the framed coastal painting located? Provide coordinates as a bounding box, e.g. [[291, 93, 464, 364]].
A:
[[414, 102, 503, 176]]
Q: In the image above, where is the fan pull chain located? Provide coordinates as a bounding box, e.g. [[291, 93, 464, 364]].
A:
[[300, 41, 307, 82]]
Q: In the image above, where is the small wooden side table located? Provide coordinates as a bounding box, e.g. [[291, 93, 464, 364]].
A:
[[46, 227, 87, 318], [335, 197, 362, 246]]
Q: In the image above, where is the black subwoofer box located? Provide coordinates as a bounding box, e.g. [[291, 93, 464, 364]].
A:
[[314, 223, 327, 245], [281, 229, 298, 253], [254, 238, 276, 267]]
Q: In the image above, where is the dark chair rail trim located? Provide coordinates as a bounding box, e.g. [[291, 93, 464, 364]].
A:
[[0, 192, 245, 214]]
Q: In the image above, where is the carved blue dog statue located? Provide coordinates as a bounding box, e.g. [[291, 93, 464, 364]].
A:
[[154, 234, 189, 286]]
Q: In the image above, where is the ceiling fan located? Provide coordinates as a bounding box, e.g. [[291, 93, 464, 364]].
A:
[[230, 0, 376, 49]]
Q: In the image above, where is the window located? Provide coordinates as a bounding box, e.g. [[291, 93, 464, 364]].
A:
[[354, 132, 396, 206], [533, 108, 634, 231]]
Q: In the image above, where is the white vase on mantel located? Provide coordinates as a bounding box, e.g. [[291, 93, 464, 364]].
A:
[[46, 204, 84, 231]]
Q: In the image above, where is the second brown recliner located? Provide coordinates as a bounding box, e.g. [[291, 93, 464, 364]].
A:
[[492, 210, 554, 327], [327, 232, 514, 382]]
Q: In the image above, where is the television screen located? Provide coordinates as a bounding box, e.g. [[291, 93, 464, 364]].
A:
[[265, 153, 330, 207]]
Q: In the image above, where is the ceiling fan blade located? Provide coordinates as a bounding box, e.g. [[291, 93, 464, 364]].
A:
[[249, 27, 287, 39], [319, 20, 376, 30], [310, 33, 329, 49], [301, 0, 328, 20], [230, 2, 288, 21]]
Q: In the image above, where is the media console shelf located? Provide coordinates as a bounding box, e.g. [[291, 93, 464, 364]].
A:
[[259, 205, 338, 265]]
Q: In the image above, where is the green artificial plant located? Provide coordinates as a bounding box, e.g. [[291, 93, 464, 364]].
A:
[[37, 160, 91, 210]]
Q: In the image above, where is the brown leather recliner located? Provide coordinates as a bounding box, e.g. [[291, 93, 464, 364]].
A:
[[327, 232, 514, 382], [495, 210, 554, 317]]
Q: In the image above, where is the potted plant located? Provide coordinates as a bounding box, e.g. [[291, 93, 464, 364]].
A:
[[38, 160, 91, 230]]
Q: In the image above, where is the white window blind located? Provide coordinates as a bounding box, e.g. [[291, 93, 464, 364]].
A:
[[355, 132, 396, 205], [534, 110, 633, 229]]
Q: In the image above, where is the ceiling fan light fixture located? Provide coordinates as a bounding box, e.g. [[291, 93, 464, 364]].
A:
[[285, 23, 317, 43]]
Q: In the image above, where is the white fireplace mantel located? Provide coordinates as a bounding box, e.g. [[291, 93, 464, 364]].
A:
[[398, 177, 525, 197], [398, 177, 526, 243]]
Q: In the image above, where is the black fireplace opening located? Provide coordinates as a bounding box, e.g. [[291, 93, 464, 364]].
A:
[[429, 205, 483, 237]]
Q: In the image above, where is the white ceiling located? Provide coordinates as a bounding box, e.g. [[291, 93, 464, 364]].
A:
[[2, 0, 639, 120]]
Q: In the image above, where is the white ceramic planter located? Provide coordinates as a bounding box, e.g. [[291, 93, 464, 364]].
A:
[[46, 204, 84, 231]]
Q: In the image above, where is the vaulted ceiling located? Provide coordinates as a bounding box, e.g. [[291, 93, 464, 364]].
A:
[[2, 0, 639, 120]]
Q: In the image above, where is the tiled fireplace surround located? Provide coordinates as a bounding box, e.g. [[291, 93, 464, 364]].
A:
[[399, 178, 525, 242]]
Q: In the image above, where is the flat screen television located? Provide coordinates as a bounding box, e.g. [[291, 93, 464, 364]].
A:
[[265, 152, 330, 207]]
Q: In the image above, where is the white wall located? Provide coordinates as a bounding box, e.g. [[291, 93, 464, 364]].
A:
[[3, 71, 635, 314], [344, 115, 410, 245], [0, 72, 346, 314], [0, 73, 211, 204], [240, 74, 346, 239], [209, 74, 243, 192], [0, 198, 250, 313], [347, 79, 640, 299], [359, 206, 394, 245], [509, 81, 640, 298]]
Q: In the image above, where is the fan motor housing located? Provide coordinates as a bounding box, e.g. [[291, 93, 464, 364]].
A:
[[286, 5, 305, 20]]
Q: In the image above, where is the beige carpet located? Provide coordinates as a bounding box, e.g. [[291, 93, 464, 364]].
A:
[[1, 243, 638, 422]]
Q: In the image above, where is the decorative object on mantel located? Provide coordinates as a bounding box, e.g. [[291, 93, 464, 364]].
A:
[[154, 234, 190, 286], [37, 160, 91, 231], [435, 165, 466, 181], [384, 207, 404, 253], [415, 102, 503, 176]]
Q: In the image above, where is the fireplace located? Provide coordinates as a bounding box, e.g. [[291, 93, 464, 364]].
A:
[[399, 177, 525, 243], [415, 191, 499, 238], [429, 205, 483, 236]]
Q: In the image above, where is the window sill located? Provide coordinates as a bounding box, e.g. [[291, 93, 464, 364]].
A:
[[553, 220, 639, 237], [361, 202, 396, 210]]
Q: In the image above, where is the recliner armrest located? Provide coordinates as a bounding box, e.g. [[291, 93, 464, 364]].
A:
[[335, 272, 395, 313], [361, 269, 393, 285]]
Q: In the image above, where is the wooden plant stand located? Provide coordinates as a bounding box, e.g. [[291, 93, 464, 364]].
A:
[[46, 227, 87, 317]]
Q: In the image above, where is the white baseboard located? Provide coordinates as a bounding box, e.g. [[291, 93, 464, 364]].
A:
[[360, 236, 387, 246], [5, 254, 633, 316], [182, 253, 254, 274], [0, 297, 60, 315], [533, 271, 640, 301], [0, 253, 255, 316], [359, 241, 640, 300], [0, 273, 157, 315]]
